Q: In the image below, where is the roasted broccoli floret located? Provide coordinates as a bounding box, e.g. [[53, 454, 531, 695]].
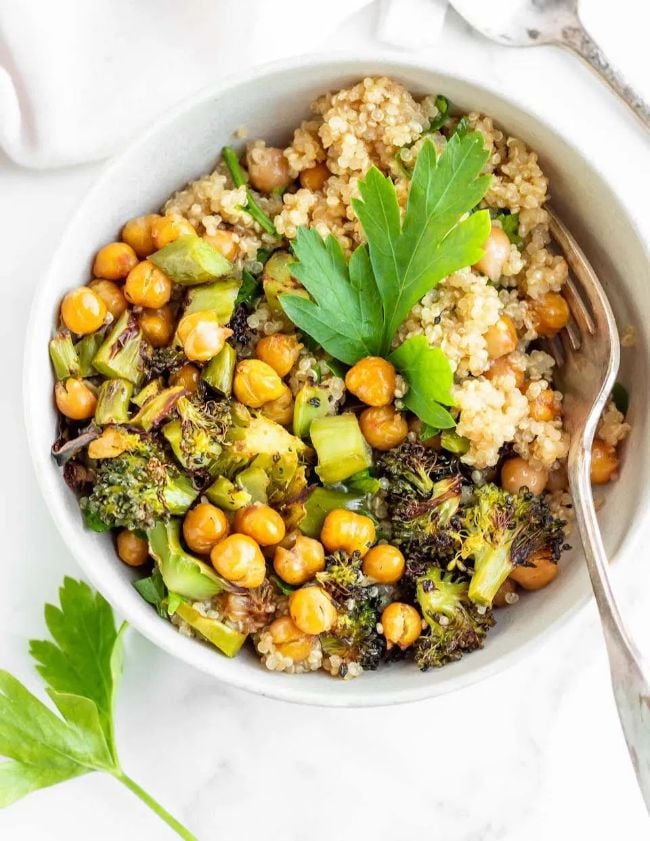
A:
[[414, 567, 494, 670], [316, 550, 365, 602], [146, 346, 187, 378], [460, 483, 566, 607], [163, 395, 230, 474]]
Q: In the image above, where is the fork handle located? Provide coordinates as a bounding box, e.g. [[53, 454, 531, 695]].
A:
[[570, 440, 650, 810], [557, 21, 650, 131]]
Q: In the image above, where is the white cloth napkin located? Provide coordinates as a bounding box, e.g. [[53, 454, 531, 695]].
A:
[[0, 0, 448, 169]]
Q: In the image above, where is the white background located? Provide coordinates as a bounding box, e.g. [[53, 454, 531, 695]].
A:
[[1, 2, 650, 839]]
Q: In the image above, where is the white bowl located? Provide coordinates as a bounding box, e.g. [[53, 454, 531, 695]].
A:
[[24, 54, 650, 707]]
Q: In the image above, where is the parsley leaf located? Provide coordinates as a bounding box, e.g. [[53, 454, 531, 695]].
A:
[[494, 211, 522, 246], [389, 336, 456, 429]]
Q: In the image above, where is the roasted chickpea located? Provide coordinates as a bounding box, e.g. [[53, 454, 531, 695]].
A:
[[54, 378, 97, 420], [484, 354, 525, 389], [345, 357, 396, 407], [176, 311, 233, 362], [88, 426, 132, 459], [546, 463, 568, 492], [92, 242, 138, 281], [273, 535, 325, 585], [60, 287, 107, 335], [124, 260, 172, 309], [170, 363, 201, 394], [203, 230, 238, 261], [529, 292, 570, 337], [484, 315, 518, 359], [139, 304, 176, 348], [246, 145, 291, 194], [381, 603, 421, 650], [359, 405, 408, 451], [150, 214, 196, 250], [210, 534, 266, 588], [289, 586, 337, 635], [501, 456, 548, 495], [121, 214, 162, 258], [260, 385, 294, 426], [591, 438, 619, 484], [526, 384, 560, 422], [493, 578, 518, 608], [473, 224, 511, 281], [233, 504, 286, 546], [510, 549, 559, 590], [362, 544, 405, 584], [320, 509, 376, 557], [88, 279, 127, 319], [255, 334, 303, 377], [183, 503, 229, 554], [233, 359, 285, 408], [408, 417, 440, 449], [268, 615, 316, 662], [116, 530, 149, 567], [299, 162, 330, 191]]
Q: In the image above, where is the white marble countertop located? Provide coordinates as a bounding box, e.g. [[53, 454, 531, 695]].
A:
[[1, 2, 649, 839]]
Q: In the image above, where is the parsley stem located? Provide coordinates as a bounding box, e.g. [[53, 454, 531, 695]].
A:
[[221, 146, 278, 237], [114, 771, 198, 841]]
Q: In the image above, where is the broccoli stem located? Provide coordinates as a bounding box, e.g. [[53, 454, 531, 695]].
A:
[[468, 545, 513, 606], [311, 413, 373, 485], [201, 343, 236, 396], [222, 146, 278, 237], [95, 378, 133, 425], [49, 331, 80, 380], [75, 331, 104, 377]]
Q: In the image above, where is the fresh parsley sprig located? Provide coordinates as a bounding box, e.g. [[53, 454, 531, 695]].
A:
[[0, 578, 196, 841]]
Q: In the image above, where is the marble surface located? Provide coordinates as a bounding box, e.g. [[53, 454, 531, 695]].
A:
[[2, 2, 649, 838]]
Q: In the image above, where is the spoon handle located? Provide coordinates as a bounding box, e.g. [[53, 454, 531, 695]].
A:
[[558, 21, 650, 130]]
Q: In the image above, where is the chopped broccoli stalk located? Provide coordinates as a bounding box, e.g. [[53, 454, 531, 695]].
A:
[[161, 395, 229, 473], [149, 235, 232, 285], [236, 465, 269, 503], [343, 469, 381, 495], [298, 487, 366, 538], [94, 378, 133, 425], [183, 277, 241, 323], [263, 251, 308, 318], [75, 331, 105, 377], [163, 473, 201, 515], [292, 384, 332, 438], [201, 343, 236, 396], [131, 378, 164, 408], [205, 475, 251, 510], [49, 331, 80, 380], [311, 414, 372, 485], [93, 311, 146, 385], [221, 146, 278, 237], [173, 601, 246, 657], [415, 567, 493, 669], [147, 519, 224, 600], [131, 386, 185, 431], [440, 429, 470, 455]]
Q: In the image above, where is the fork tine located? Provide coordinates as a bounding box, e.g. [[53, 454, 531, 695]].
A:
[[563, 275, 595, 337]]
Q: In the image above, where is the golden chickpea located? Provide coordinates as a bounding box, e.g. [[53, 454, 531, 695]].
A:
[[233, 504, 286, 547], [246, 146, 291, 194], [381, 603, 421, 650], [203, 230, 238, 261], [88, 426, 131, 459], [493, 577, 518, 608], [345, 357, 396, 407], [359, 405, 408, 451], [510, 550, 559, 590], [183, 503, 229, 554], [484, 315, 518, 359], [93, 242, 138, 281], [60, 287, 107, 335], [501, 456, 548, 495], [473, 223, 511, 281], [529, 292, 570, 337], [299, 162, 330, 191], [273, 535, 325, 585], [88, 279, 127, 319], [121, 214, 162, 258], [289, 586, 337, 635], [210, 534, 266, 588], [139, 304, 176, 348], [268, 615, 315, 662], [150, 215, 196, 250], [320, 509, 376, 558], [526, 385, 560, 422], [177, 311, 233, 362], [484, 354, 525, 389], [124, 260, 172, 309], [116, 530, 149, 567], [591, 438, 620, 485], [260, 385, 294, 426], [408, 417, 440, 449], [170, 363, 201, 394], [546, 463, 568, 492], [233, 359, 285, 408], [255, 334, 303, 377], [54, 378, 97, 420], [362, 544, 406, 584]]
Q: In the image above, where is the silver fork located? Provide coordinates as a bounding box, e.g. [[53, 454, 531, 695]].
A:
[[546, 209, 650, 810]]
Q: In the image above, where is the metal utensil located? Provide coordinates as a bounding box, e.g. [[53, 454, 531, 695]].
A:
[[448, 0, 650, 130], [544, 208, 650, 810]]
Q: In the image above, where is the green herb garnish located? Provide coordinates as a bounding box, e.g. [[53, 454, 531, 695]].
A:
[[235, 269, 262, 309], [222, 146, 278, 237], [494, 211, 522, 246], [389, 336, 455, 429], [428, 95, 450, 131]]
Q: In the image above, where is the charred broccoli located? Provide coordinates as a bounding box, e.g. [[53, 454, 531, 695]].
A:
[[460, 483, 566, 607], [414, 567, 494, 670], [316, 550, 365, 602], [163, 395, 230, 474]]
